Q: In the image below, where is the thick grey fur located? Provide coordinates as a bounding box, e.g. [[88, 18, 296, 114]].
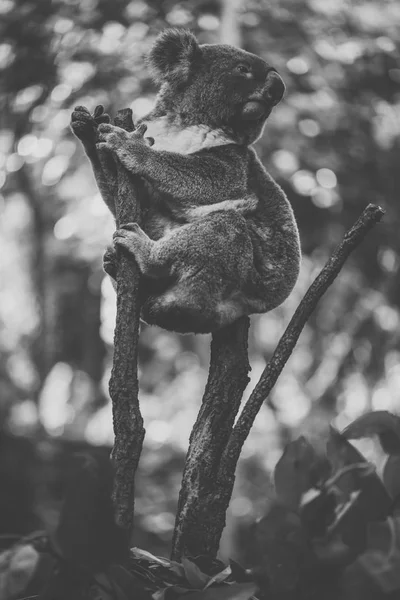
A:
[[71, 29, 301, 334]]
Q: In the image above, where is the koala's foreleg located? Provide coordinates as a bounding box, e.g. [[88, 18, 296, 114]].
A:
[[97, 123, 247, 208]]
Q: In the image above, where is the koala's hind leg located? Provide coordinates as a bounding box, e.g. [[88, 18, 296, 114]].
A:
[[115, 212, 255, 333]]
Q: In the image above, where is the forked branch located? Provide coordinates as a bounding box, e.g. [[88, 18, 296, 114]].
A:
[[172, 203, 384, 560]]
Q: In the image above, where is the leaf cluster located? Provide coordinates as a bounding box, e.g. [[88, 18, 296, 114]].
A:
[[2, 411, 400, 600], [251, 410, 400, 599]]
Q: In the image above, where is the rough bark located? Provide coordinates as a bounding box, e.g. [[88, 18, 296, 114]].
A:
[[171, 317, 251, 559], [172, 203, 384, 560], [108, 109, 145, 534]]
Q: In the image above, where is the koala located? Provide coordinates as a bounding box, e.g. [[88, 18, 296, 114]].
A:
[[71, 29, 301, 334]]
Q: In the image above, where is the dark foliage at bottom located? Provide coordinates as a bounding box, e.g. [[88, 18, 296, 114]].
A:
[[1, 411, 400, 600]]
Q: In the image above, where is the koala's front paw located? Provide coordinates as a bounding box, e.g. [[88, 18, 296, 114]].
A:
[[97, 124, 154, 173], [103, 245, 118, 280], [97, 123, 154, 152], [97, 123, 129, 151], [71, 105, 110, 147]]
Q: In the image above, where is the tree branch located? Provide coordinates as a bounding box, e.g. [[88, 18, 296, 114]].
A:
[[108, 109, 145, 535], [171, 317, 251, 560], [172, 203, 384, 560], [222, 203, 384, 467]]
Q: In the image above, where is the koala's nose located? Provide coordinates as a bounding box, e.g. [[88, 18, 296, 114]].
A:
[[264, 70, 285, 106]]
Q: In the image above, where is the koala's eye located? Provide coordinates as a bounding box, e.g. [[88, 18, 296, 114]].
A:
[[236, 64, 252, 76]]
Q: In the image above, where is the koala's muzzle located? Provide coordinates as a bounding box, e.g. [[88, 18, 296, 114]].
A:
[[242, 70, 285, 121]]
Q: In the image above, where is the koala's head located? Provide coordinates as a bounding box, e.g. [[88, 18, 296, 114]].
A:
[[148, 29, 285, 145]]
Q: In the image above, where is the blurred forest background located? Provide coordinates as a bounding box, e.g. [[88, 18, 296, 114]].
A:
[[0, 0, 400, 562]]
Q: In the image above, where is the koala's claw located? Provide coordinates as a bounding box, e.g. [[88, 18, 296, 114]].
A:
[[71, 105, 110, 145], [103, 245, 118, 279], [134, 123, 147, 137], [131, 124, 154, 147], [93, 105, 108, 121]]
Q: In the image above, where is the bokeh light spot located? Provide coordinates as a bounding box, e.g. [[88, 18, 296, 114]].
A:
[[0, 43, 14, 68], [378, 248, 398, 273], [198, 14, 220, 30], [17, 135, 38, 157], [166, 6, 192, 26], [287, 56, 310, 75], [271, 150, 299, 174], [42, 155, 69, 186], [51, 83, 72, 102], [291, 170, 317, 195], [298, 119, 320, 137], [6, 153, 24, 172], [311, 187, 339, 208], [131, 97, 155, 119], [33, 138, 53, 158], [316, 168, 337, 189], [374, 305, 399, 332], [54, 215, 76, 240], [54, 18, 74, 34], [14, 85, 43, 110]]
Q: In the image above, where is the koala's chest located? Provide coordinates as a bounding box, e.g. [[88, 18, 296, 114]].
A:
[[142, 116, 235, 155]]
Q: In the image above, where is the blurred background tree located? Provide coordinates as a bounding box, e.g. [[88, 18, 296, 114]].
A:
[[0, 0, 399, 562]]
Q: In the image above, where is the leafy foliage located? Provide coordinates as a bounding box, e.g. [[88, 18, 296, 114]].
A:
[[251, 410, 400, 599], [2, 411, 400, 599]]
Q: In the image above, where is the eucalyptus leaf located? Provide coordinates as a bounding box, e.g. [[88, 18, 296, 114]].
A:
[[182, 558, 211, 589], [274, 436, 319, 511], [326, 427, 391, 522], [183, 582, 257, 600], [383, 455, 400, 500], [342, 411, 400, 454]]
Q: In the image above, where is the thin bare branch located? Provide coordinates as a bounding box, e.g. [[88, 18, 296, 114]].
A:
[[222, 203, 385, 468], [109, 109, 145, 534]]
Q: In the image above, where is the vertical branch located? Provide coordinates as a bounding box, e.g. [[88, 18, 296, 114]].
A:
[[109, 109, 145, 534], [171, 318, 251, 560]]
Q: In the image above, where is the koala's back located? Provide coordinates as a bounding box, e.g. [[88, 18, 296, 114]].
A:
[[242, 148, 301, 312]]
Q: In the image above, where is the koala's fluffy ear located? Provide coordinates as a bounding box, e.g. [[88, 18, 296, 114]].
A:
[[148, 29, 201, 84]]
